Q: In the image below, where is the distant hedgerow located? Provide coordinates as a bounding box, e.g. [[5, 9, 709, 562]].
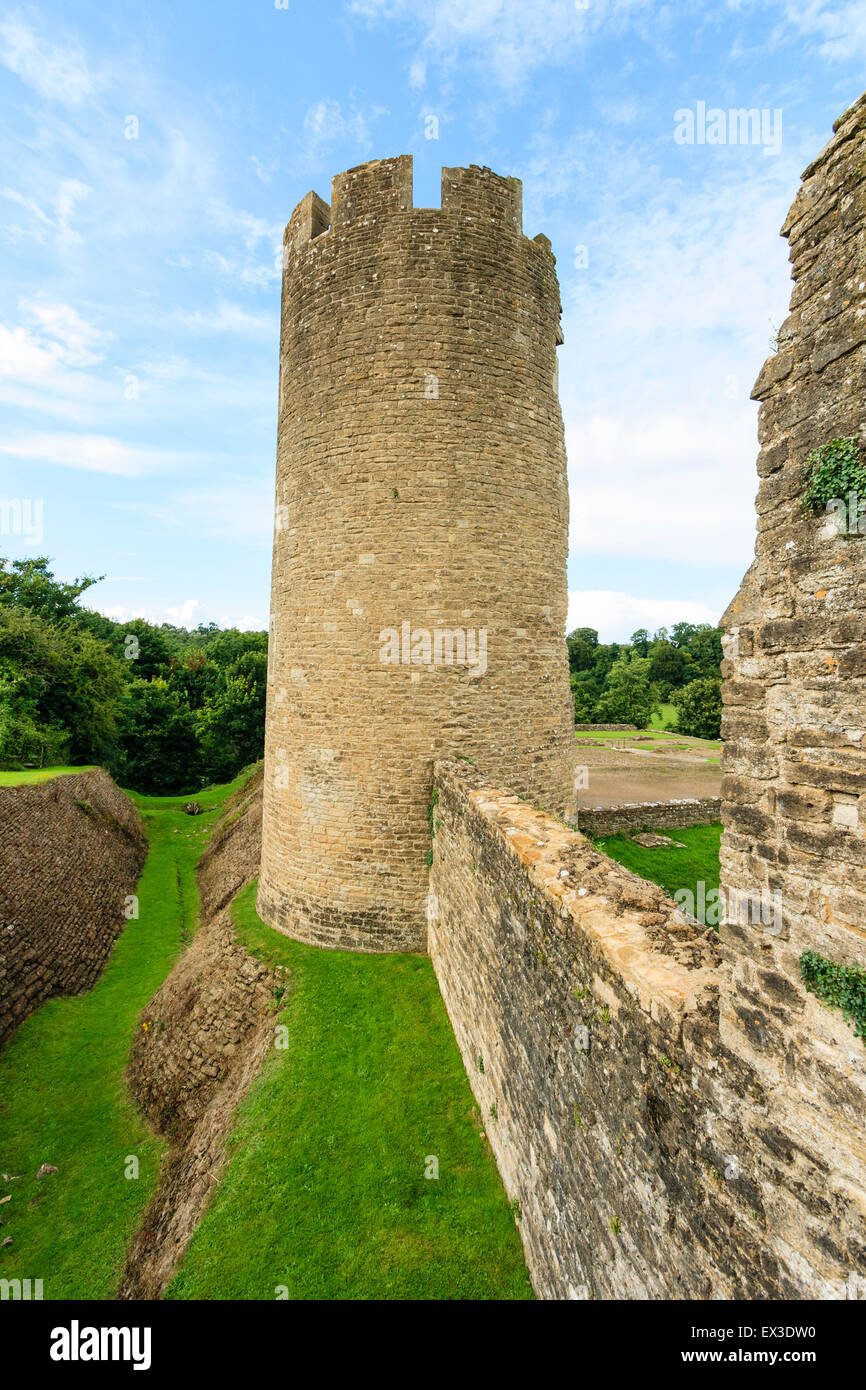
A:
[[800, 950, 866, 1039]]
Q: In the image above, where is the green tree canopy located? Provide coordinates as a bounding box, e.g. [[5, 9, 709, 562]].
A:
[[594, 653, 654, 728], [672, 677, 722, 739]]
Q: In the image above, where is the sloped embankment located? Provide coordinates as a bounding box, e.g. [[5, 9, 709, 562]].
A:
[[0, 769, 147, 1047], [119, 765, 281, 1299]]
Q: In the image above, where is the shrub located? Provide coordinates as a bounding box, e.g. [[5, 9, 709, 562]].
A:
[[800, 951, 866, 1039], [672, 677, 722, 740], [802, 436, 866, 515], [594, 654, 653, 729]]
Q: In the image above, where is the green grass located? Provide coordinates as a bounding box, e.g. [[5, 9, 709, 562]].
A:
[[593, 822, 722, 909], [166, 881, 533, 1301], [649, 703, 677, 731], [0, 770, 251, 1299], [0, 764, 98, 786]]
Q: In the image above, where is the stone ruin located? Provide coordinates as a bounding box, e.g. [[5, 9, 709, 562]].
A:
[[258, 94, 866, 1298]]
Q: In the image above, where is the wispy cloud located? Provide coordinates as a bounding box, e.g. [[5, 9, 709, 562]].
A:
[[0, 10, 97, 107], [178, 301, 278, 337], [348, 0, 660, 89], [0, 433, 181, 476], [301, 96, 389, 153], [778, 0, 866, 61]]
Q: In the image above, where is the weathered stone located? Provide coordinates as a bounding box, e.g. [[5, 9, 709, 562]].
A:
[[719, 88, 866, 1296], [0, 771, 146, 1047], [258, 157, 575, 952]]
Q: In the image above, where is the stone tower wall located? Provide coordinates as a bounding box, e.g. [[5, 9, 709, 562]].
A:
[[259, 157, 575, 951], [720, 92, 866, 1285]]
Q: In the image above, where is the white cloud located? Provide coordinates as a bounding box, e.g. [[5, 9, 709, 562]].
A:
[[179, 301, 278, 337], [94, 596, 267, 631], [547, 137, 802, 574], [408, 58, 427, 89], [567, 589, 719, 643], [348, 0, 660, 89], [3, 178, 91, 249], [301, 97, 389, 153], [0, 433, 175, 476], [566, 407, 758, 568], [779, 0, 866, 61], [0, 12, 97, 107], [18, 299, 109, 366]]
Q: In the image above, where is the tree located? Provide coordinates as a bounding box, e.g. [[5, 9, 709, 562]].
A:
[[595, 653, 654, 728], [196, 651, 267, 783], [571, 674, 598, 723], [109, 679, 201, 794], [685, 625, 724, 678], [0, 556, 101, 625], [648, 637, 688, 690], [672, 677, 722, 739], [105, 618, 173, 681], [48, 625, 125, 761], [566, 627, 599, 674], [0, 603, 124, 765], [0, 607, 63, 766], [630, 628, 651, 657]]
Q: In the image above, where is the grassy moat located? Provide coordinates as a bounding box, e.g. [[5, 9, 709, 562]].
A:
[[0, 773, 246, 1298], [166, 881, 532, 1300], [0, 770, 531, 1300], [0, 765, 722, 1299]]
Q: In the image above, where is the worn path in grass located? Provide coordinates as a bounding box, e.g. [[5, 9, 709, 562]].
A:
[[0, 771, 248, 1299], [166, 880, 533, 1301], [594, 822, 722, 913]]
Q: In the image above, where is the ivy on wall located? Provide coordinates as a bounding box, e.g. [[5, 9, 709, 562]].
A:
[[802, 436, 866, 515], [800, 950, 866, 1039]]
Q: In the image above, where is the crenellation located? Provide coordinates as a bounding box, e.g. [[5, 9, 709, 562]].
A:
[[284, 189, 330, 255], [330, 154, 413, 229], [440, 164, 522, 231]]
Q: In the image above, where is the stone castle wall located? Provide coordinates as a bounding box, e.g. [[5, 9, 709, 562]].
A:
[[426, 94, 866, 1300], [430, 759, 865, 1298], [259, 157, 575, 952], [578, 797, 721, 839], [0, 769, 147, 1046], [720, 92, 866, 1284]]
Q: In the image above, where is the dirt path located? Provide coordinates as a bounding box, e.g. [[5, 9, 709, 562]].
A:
[[574, 733, 722, 808]]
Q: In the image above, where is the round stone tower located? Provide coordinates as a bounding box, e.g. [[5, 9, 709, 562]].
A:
[[258, 155, 575, 952]]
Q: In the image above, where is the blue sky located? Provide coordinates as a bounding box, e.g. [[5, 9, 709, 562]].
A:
[[0, 0, 863, 640]]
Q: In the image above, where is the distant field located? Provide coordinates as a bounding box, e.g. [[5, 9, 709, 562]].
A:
[[575, 726, 720, 753], [650, 703, 677, 731], [0, 765, 97, 786]]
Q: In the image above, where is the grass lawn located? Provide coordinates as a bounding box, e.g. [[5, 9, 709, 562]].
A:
[[593, 822, 722, 910], [0, 765, 98, 786], [166, 880, 533, 1301], [0, 770, 250, 1299], [574, 729, 643, 741], [650, 703, 678, 731]]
